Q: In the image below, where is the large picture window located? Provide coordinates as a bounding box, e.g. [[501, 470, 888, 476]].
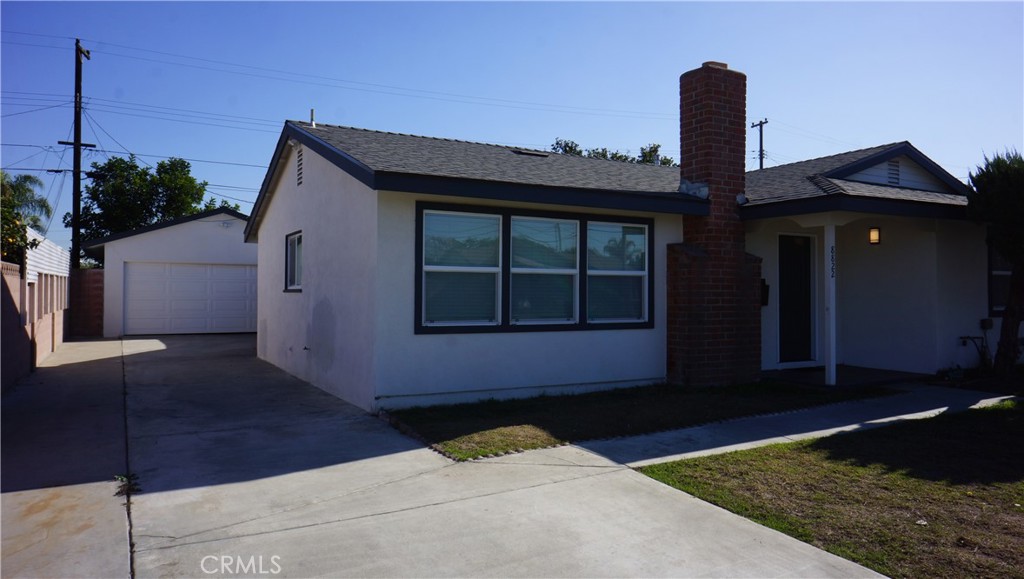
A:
[[416, 203, 653, 333]]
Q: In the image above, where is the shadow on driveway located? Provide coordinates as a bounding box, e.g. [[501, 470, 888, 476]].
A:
[[122, 334, 425, 494]]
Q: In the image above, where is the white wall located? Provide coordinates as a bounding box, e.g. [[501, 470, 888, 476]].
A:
[[102, 214, 256, 337], [372, 191, 682, 409], [838, 217, 940, 373], [935, 219, 999, 370], [254, 143, 378, 411]]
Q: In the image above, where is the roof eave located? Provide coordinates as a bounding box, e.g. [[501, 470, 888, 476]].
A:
[[245, 121, 378, 243], [83, 207, 249, 249], [740, 194, 969, 221], [824, 142, 970, 195], [376, 172, 709, 215]]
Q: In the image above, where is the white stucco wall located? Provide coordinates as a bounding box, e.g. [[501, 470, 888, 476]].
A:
[[838, 216, 941, 373], [101, 213, 256, 337], [372, 191, 682, 409], [253, 143, 378, 411], [747, 213, 1001, 375]]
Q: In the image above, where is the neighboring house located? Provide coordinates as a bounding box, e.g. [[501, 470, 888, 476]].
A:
[[1, 229, 70, 390], [83, 208, 257, 337], [245, 61, 1015, 412]]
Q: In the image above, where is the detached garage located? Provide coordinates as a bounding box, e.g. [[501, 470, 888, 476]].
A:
[[83, 208, 258, 338]]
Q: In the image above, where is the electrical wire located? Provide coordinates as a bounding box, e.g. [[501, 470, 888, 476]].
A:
[[1, 33, 674, 120], [1, 102, 72, 118], [82, 110, 153, 168]]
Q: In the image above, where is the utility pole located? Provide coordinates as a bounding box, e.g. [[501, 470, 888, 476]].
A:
[[66, 39, 92, 269], [751, 118, 768, 170]]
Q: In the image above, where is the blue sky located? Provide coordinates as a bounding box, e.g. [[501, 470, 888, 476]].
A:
[[2, 1, 1022, 251]]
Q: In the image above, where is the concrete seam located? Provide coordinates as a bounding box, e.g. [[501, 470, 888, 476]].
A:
[[120, 337, 137, 579]]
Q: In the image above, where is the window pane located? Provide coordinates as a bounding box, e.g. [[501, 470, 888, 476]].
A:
[[588, 276, 644, 321], [587, 223, 646, 271], [424, 272, 498, 323], [511, 274, 575, 322], [424, 213, 500, 267], [287, 234, 302, 288], [511, 218, 577, 269]]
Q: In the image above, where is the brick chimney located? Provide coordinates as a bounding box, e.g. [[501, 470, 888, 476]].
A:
[[667, 62, 762, 387]]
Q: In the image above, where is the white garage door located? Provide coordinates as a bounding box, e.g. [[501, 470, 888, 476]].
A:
[[124, 262, 257, 335]]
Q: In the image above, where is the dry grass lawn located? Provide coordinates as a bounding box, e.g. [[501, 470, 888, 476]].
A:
[[641, 400, 1024, 579]]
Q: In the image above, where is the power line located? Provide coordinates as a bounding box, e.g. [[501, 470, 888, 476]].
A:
[[1, 33, 675, 120], [82, 110, 152, 168], [1, 102, 72, 118], [3, 142, 267, 169]]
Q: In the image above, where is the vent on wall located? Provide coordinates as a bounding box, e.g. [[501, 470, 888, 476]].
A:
[[887, 159, 900, 185], [296, 146, 304, 187]]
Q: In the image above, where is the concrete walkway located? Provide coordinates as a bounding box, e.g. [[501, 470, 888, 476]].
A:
[[579, 384, 1014, 467], [5, 335, 1009, 578], [1, 339, 130, 579]]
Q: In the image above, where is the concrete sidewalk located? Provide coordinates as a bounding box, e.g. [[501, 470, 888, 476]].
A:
[[1, 339, 130, 579], [578, 383, 1015, 467]]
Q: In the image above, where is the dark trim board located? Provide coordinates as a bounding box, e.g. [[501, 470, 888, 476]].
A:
[[414, 200, 656, 335], [740, 195, 969, 221]]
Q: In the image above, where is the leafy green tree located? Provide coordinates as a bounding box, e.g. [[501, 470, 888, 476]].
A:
[[202, 198, 242, 212], [968, 150, 1024, 376], [551, 139, 677, 166], [1, 171, 52, 232], [62, 155, 234, 264], [1, 190, 40, 267]]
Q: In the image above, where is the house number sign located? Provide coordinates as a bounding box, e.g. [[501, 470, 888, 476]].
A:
[[830, 245, 836, 279]]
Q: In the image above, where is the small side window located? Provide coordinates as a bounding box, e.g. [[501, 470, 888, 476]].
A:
[[286, 231, 302, 291]]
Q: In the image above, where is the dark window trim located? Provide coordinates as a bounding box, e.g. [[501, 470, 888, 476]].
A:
[[415, 201, 655, 335], [284, 230, 303, 293]]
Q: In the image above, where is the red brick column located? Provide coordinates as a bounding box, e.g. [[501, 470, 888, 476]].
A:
[[668, 62, 762, 387], [69, 268, 103, 337]]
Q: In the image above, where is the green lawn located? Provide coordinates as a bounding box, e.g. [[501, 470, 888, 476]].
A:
[[640, 400, 1024, 579], [388, 381, 894, 461]]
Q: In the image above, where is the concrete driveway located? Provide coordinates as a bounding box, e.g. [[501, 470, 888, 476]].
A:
[[5, 335, 878, 578]]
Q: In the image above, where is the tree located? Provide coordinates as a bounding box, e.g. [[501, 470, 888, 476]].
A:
[[550, 138, 677, 166], [968, 150, 1024, 376], [202, 198, 242, 212], [62, 155, 233, 264], [1, 171, 52, 232]]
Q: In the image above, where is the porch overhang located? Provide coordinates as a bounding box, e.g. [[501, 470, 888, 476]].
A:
[[740, 195, 968, 221]]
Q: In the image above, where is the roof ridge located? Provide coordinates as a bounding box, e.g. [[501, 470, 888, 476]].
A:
[[288, 120, 554, 155], [747, 141, 909, 174], [287, 120, 681, 170]]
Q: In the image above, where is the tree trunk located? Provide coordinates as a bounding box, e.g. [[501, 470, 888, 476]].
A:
[[994, 264, 1024, 376]]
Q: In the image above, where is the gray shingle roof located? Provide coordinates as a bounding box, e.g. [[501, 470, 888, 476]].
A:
[[295, 121, 684, 195], [744, 141, 967, 207]]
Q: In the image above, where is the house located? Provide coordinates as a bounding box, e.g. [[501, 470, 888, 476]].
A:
[[1, 229, 70, 390], [82, 208, 257, 338], [245, 61, 1015, 412]]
